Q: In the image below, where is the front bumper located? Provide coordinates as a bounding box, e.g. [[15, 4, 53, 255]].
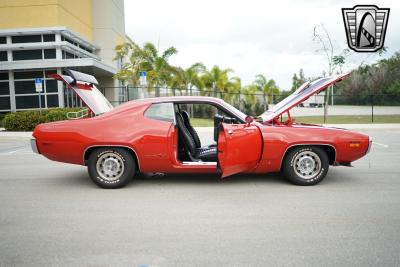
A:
[[30, 138, 40, 154]]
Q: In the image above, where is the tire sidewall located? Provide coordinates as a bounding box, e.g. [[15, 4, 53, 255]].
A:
[[88, 148, 135, 189], [284, 146, 329, 185]]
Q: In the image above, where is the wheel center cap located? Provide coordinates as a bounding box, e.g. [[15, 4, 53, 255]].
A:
[[299, 156, 315, 172], [103, 158, 120, 176]]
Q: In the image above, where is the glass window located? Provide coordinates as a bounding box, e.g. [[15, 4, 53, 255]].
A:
[[0, 37, 6, 44], [15, 80, 37, 94], [44, 69, 57, 76], [144, 103, 175, 123], [65, 52, 74, 59], [14, 71, 43, 80], [12, 35, 41, 43], [46, 80, 58, 93], [0, 72, 8, 81], [0, 97, 10, 110], [0, 51, 7, 61], [43, 34, 55, 42], [16, 95, 44, 109], [44, 49, 56, 59], [12, 50, 43, 60], [47, 94, 59, 107], [64, 37, 74, 45], [0, 82, 10, 95]]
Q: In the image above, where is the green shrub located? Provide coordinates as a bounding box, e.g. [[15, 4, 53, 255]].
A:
[[0, 113, 7, 128], [3, 108, 83, 131]]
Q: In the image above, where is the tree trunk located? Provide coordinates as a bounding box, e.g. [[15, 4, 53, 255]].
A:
[[155, 83, 160, 97], [323, 85, 332, 123], [263, 92, 267, 111]]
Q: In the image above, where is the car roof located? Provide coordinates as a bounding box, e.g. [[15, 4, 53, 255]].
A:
[[134, 96, 225, 104], [109, 96, 246, 122]]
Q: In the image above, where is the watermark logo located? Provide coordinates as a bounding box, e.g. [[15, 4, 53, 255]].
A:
[[342, 5, 390, 52]]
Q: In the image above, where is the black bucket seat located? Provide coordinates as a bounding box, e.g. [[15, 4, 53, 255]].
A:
[[175, 112, 217, 162]]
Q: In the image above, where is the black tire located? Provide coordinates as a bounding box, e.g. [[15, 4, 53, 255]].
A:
[[87, 147, 136, 189], [282, 146, 329, 186]]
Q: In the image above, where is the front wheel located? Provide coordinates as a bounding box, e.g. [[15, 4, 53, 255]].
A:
[[87, 147, 136, 189], [282, 146, 329, 186]]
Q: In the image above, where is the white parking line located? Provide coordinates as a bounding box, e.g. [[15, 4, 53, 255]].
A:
[[373, 142, 389, 148]]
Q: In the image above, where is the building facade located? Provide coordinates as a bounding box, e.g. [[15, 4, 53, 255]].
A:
[[0, 0, 126, 113]]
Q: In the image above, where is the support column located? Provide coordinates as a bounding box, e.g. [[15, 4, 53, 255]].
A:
[[57, 68, 64, 108], [9, 71, 15, 112], [55, 33, 62, 60]]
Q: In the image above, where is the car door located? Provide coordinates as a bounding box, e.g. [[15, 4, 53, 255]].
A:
[[217, 122, 263, 178]]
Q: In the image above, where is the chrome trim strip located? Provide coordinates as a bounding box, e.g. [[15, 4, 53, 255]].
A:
[[181, 161, 217, 166], [30, 138, 39, 154], [279, 143, 337, 170], [83, 145, 140, 171]]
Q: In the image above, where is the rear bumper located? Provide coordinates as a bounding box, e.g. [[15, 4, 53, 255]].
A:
[[30, 138, 40, 154]]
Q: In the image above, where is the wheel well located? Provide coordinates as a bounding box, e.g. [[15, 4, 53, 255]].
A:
[[84, 146, 140, 172], [282, 144, 336, 167]]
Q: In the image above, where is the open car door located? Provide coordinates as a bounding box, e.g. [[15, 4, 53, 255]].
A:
[[217, 123, 262, 178], [49, 69, 113, 116]]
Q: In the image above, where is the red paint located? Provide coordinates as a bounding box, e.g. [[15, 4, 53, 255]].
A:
[[32, 73, 370, 178]]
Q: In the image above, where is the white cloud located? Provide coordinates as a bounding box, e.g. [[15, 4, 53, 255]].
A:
[[124, 0, 399, 90]]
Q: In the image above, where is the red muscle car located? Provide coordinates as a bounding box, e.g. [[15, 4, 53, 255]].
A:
[[31, 70, 372, 188]]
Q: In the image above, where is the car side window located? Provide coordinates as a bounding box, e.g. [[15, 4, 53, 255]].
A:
[[144, 102, 175, 123]]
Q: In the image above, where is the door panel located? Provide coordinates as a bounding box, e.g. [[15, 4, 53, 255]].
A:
[[218, 123, 262, 178]]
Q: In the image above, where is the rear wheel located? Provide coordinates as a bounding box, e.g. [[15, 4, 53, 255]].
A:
[[282, 146, 329, 185], [87, 147, 135, 189]]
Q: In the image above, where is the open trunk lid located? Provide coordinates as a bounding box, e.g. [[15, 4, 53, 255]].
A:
[[259, 73, 350, 122], [49, 69, 113, 116]]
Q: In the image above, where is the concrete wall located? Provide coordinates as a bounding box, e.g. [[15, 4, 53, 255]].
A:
[[0, 0, 93, 40], [92, 0, 125, 69]]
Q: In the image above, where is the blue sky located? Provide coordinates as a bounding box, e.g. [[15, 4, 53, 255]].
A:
[[124, 0, 399, 90]]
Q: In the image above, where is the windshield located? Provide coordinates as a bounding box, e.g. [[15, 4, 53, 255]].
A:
[[220, 100, 247, 121]]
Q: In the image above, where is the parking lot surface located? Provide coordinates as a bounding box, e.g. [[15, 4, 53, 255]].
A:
[[0, 128, 399, 266]]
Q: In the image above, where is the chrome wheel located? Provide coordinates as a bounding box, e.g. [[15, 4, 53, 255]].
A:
[[293, 150, 322, 180], [96, 152, 125, 182]]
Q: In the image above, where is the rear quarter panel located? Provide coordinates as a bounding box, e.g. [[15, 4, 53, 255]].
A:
[[33, 102, 150, 165], [254, 124, 370, 173]]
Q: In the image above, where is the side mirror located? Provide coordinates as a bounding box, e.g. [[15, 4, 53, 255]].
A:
[[245, 116, 254, 124]]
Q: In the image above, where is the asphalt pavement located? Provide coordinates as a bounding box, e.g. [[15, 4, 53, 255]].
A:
[[0, 128, 399, 267]]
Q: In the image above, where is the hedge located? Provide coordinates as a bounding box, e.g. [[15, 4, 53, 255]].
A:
[[0, 113, 6, 128], [3, 108, 83, 131]]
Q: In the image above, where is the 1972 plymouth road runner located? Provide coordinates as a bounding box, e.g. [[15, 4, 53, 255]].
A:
[[31, 70, 372, 188]]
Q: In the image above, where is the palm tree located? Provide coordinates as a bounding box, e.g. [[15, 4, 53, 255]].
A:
[[254, 74, 280, 110], [224, 76, 241, 105], [114, 41, 178, 97], [241, 84, 258, 115], [181, 63, 206, 95], [201, 65, 233, 97]]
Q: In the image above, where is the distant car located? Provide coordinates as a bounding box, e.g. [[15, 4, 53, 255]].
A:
[[31, 70, 372, 188], [298, 92, 324, 108]]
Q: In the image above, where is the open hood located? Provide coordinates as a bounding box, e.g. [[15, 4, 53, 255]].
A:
[[259, 73, 350, 122], [49, 69, 113, 116]]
